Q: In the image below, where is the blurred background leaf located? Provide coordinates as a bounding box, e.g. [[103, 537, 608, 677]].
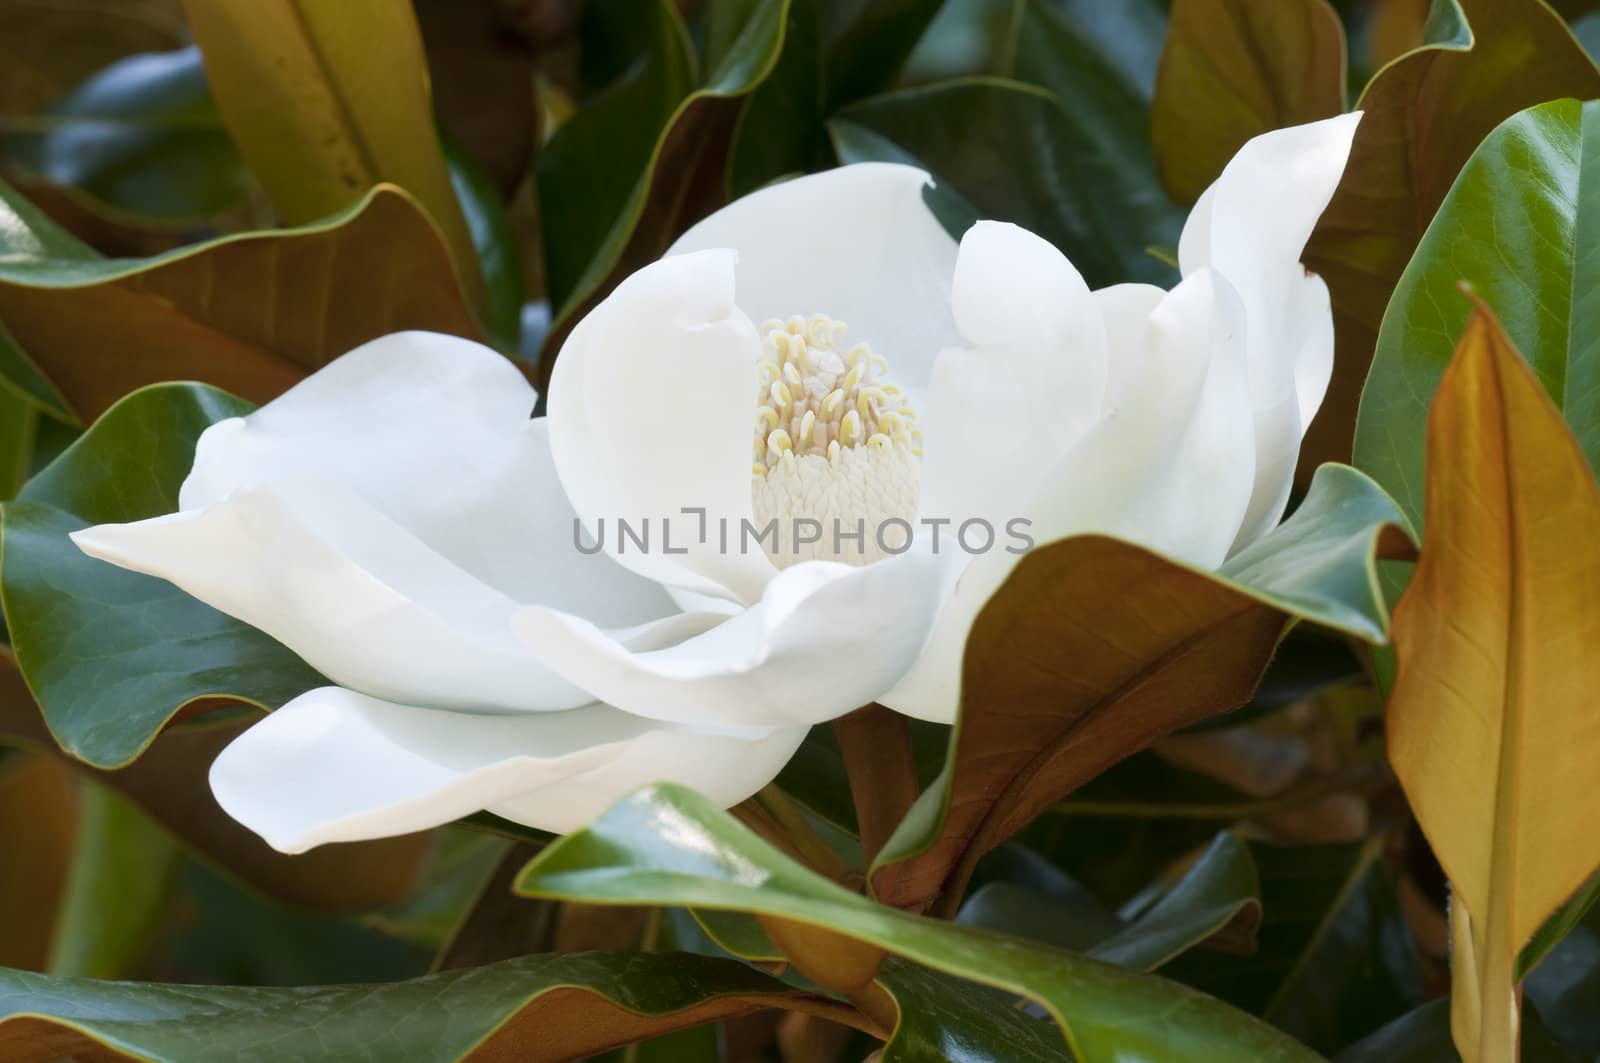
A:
[[1, 47, 250, 226], [1299, 0, 1600, 479], [0, 179, 483, 423], [178, 0, 487, 317], [1153, 0, 1347, 206]]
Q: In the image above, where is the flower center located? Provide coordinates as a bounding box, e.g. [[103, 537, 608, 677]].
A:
[[750, 314, 921, 568]]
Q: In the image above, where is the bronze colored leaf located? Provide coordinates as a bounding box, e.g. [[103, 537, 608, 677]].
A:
[[869, 466, 1410, 915], [1387, 304, 1600, 1062], [0, 183, 483, 423], [1153, 0, 1347, 207], [178, 0, 485, 314], [0, 650, 431, 913], [0, 752, 76, 970]]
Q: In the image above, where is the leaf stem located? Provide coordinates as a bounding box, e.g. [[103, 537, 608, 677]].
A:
[[754, 785, 855, 886], [833, 703, 922, 869]]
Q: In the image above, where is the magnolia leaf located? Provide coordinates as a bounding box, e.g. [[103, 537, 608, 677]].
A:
[[365, 831, 509, 952], [959, 831, 1262, 971], [0, 178, 484, 424], [1300, 0, 1600, 475], [2, 46, 250, 224], [179, 0, 484, 316], [537, 0, 791, 372], [875, 957, 1073, 1063], [0, 388, 35, 499], [1090, 832, 1262, 970], [517, 784, 1325, 1062], [1163, 838, 1424, 1056], [538, 0, 694, 315], [0, 0, 188, 127], [413, 0, 541, 198], [44, 780, 178, 978], [1520, 869, 1600, 981], [868, 464, 1410, 915], [1152, 0, 1347, 206], [1355, 98, 1600, 536], [1386, 304, 1600, 1062], [429, 843, 560, 970], [0, 650, 433, 913], [823, 0, 946, 109], [0, 751, 75, 970], [1010, 0, 1167, 99], [831, 76, 1180, 288], [443, 132, 525, 353], [0, 383, 325, 767], [1334, 999, 1581, 1063], [0, 951, 857, 1063], [728, 0, 827, 196], [701, 831, 1259, 994], [1525, 899, 1600, 1057]]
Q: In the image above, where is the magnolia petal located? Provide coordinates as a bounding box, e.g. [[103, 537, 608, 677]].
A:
[[209, 686, 807, 853], [668, 163, 962, 396], [174, 331, 674, 625], [919, 222, 1108, 529], [1177, 113, 1360, 547], [883, 270, 1254, 724], [1094, 282, 1168, 413], [547, 250, 777, 607], [73, 480, 702, 713], [512, 552, 944, 729], [877, 549, 1014, 725], [1289, 272, 1336, 452], [1030, 268, 1254, 564]]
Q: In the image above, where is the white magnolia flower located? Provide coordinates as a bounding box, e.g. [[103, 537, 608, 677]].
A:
[[71, 113, 1356, 852]]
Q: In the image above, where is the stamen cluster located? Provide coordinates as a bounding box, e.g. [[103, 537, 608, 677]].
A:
[[752, 314, 920, 476]]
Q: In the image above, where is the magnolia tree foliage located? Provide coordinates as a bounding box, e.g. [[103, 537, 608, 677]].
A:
[[0, 2, 1597, 1062]]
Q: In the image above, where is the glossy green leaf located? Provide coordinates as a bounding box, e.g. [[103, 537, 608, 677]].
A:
[[2, 46, 249, 224], [0, 950, 851, 1063], [960, 832, 1261, 972], [1090, 832, 1262, 971], [1006, 0, 1178, 275], [45, 780, 177, 978], [0, 383, 324, 767], [443, 131, 524, 353], [1520, 869, 1600, 981], [1301, 0, 1600, 473], [727, 0, 826, 196], [957, 879, 1123, 954], [0, 176, 484, 423], [517, 784, 1327, 1062], [1355, 98, 1600, 535], [0, 389, 34, 500], [876, 957, 1072, 1063], [831, 76, 1180, 288], [538, 0, 694, 314], [537, 0, 792, 376], [1164, 839, 1423, 1056], [869, 464, 1410, 914]]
